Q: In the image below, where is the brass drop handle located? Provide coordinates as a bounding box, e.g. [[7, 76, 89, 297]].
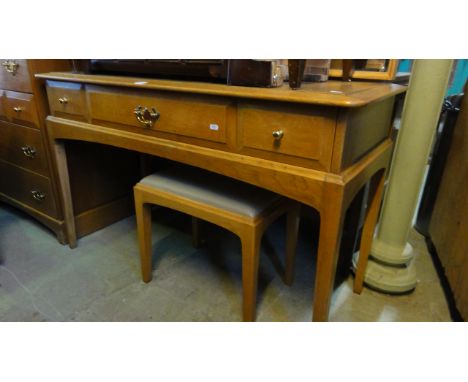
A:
[[58, 97, 69, 104], [13, 106, 23, 113], [272, 130, 284, 140], [2, 60, 19, 75], [21, 146, 36, 158], [31, 190, 46, 202], [134, 106, 160, 128]]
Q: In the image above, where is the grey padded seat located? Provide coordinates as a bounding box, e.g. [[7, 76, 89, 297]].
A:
[[139, 165, 281, 218]]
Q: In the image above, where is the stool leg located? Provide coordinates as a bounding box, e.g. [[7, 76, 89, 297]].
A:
[[192, 217, 203, 249], [134, 189, 153, 283], [353, 170, 386, 294], [241, 230, 261, 322], [284, 203, 301, 286]]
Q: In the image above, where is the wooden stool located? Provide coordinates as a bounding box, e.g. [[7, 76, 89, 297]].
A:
[[133, 165, 301, 321]]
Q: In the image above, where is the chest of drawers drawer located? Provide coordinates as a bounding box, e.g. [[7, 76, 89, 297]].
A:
[[4, 91, 39, 128], [46, 81, 87, 120], [0, 59, 32, 93], [238, 102, 336, 170], [86, 85, 231, 144], [0, 121, 48, 176], [0, 159, 58, 218]]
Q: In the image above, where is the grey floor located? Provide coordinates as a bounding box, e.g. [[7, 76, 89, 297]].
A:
[[0, 203, 452, 321]]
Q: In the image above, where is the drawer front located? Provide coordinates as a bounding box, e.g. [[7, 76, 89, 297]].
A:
[[0, 121, 49, 176], [0, 159, 58, 218], [239, 102, 336, 168], [87, 86, 229, 143], [4, 91, 39, 128], [46, 81, 87, 120], [0, 59, 32, 93]]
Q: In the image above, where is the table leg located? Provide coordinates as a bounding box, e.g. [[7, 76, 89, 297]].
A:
[[312, 187, 346, 322], [284, 203, 301, 286], [241, 229, 262, 322], [52, 140, 77, 248], [353, 170, 386, 293]]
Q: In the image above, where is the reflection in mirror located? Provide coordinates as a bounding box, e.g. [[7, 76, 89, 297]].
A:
[[331, 59, 390, 72]]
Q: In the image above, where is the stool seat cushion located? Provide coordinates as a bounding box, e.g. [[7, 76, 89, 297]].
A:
[[139, 165, 281, 218]]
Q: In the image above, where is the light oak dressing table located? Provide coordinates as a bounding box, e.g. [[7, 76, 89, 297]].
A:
[[36, 71, 405, 321]]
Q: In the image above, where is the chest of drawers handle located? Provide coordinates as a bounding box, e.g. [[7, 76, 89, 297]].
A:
[[134, 106, 160, 128], [21, 146, 37, 158], [272, 130, 284, 140], [2, 60, 19, 75], [13, 106, 23, 113], [58, 97, 69, 104], [31, 190, 46, 202]]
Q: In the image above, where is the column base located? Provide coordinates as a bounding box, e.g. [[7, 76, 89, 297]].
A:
[[352, 252, 418, 294], [370, 238, 414, 266]]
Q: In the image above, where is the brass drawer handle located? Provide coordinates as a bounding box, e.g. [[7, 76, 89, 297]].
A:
[[58, 97, 69, 104], [21, 146, 37, 158], [272, 130, 284, 140], [13, 106, 23, 113], [31, 190, 46, 202], [134, 106, 160, 128], [2, 60, 19, 75]]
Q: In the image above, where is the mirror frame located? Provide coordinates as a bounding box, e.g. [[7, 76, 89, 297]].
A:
[[329, 59, 399, 81]]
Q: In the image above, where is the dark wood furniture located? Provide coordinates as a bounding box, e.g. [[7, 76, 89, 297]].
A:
[[36, 71, 405, 321], [429, 84, 467, 320], [0, 60, 70, 242]]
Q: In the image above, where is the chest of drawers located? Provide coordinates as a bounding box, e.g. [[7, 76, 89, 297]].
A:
[[0, 60, 71, 242]]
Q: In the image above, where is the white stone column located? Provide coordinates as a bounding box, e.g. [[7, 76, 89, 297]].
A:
[[353, 59, 453, 293]]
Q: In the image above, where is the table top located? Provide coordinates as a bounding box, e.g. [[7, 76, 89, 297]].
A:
[[36, 72, 406, 108]]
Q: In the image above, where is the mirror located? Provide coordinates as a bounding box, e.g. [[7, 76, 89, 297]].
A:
[[329, 59, 399, 81]]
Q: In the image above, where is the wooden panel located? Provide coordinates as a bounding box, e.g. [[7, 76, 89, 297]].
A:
[[429, 86, 468, 320], [0, 159, 58, 218], [0, 59, 32, 93], [239, 101, 336, 170], [339, 97, 395, 169], [0, 121, 48, 176], [65, 141, 141, 215], [4, 91, 39, 128], [75, 195, 135, 238], [46, 80, 87, 120], [453, 257, 468, 319], [87, 85, 230, 143]]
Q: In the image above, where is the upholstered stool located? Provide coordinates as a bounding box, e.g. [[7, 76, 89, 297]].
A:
[[133, 165, 300, 321]]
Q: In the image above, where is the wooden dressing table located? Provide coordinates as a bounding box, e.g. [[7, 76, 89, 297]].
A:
[[36, 72, 405, 321]]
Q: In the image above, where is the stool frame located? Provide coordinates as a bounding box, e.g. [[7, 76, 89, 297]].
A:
[[134, 182, 301, 321]]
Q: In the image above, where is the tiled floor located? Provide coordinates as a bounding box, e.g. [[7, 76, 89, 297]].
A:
[[0, 203, 452, 321]]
